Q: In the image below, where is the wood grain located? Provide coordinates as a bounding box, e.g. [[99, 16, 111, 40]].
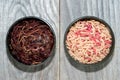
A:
[[60, 0, 120, 80], [0, 0, 59, 80], [0, 0, 120, 80]]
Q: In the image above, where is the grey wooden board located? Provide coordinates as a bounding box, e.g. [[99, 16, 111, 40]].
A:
[[0, 0, 59, 80], [0, 0, 120, 80], [60, 0, 120, 80]]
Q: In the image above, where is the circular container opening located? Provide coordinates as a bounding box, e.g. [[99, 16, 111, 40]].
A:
[[6, 17, 56, 69], [64, 16, 115, 71]]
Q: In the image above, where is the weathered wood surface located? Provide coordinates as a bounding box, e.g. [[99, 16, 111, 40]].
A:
[[0, 0, 59, 80], [60, 0, 120, 80], [0, 0, 120, 80]]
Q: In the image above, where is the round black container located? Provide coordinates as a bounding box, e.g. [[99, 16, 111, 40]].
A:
[[6, 16, 56, 72], [64, 16, 115, 72]]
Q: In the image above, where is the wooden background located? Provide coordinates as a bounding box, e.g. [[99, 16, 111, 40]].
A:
[[60, 0, 120, 80], [0, 0, 59, 80], [0, 0, 120, 80]]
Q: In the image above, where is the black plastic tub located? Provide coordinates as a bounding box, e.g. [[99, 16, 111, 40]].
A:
[[64, 16, 115, 72], [6, 16, 56, 72]]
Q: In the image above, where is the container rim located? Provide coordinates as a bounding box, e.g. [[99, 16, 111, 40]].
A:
[[64, 16, 115, 67], [6, 16, 56, 67]]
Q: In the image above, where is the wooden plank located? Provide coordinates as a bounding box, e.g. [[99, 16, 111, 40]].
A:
[[60, 0, 120, 80], [0, 0, 59, 80], [1, 0, 120, 79]]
